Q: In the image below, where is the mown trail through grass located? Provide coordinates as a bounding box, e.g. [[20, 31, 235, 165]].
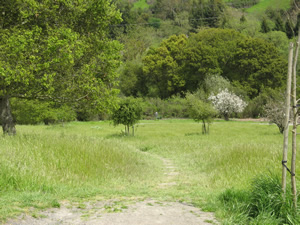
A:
[[1, 119, 298, 224]]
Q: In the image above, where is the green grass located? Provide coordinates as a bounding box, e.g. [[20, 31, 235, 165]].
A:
[[247, 0, 292, 14], [0, 119, 299, 223], [133, 0, 149, 9]]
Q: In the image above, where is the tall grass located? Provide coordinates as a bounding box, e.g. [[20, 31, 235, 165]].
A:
[[0, 120, 299, 223], [0, 123, 162, 221], [219, 174, 300, 224]]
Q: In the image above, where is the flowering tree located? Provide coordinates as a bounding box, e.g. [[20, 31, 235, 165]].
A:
[[208, 89, 247, 120]]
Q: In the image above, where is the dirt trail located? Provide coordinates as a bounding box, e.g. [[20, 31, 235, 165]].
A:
[[5, 199, 218, 225], [5, 155, 219, 225]]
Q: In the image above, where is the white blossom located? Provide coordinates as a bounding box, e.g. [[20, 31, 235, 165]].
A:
[[208, 89, 247, 119]]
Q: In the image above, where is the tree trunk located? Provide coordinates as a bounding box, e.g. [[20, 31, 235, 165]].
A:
[[282, 42, 294, 197], [291, 29, 300, 209], [224, 114, 229, 121], [0, 96, 16, 135]]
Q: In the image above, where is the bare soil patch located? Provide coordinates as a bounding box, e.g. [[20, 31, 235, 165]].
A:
[[5, 199, 218, 225]]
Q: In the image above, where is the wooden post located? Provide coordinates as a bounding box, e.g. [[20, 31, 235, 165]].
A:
[[282, 42, 294, 196], [291, 30, 300, 208]]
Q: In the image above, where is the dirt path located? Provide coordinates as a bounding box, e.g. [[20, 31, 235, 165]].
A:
[[5, 199, 218, 225], [5, 155, 219, 225]]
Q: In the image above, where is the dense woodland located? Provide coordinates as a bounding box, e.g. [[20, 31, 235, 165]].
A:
[[1, 0, 300, 132]]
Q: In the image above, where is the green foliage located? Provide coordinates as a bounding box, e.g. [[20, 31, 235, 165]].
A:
[[139, 96, 189, 119], [143, 34, 187, 98], [242, 88, 282, 118], [148, 17, 161, 29], [219, 174, 300, 224], [255, 31, 289, 58], [0, 0, 123, 134], [133, 0, 150, 9], [11, 99, 76, 125], [141, 28, 286, 99], [111, 98, 142, 135], [228, 37, 287, 98], [186, 93, 216, 134], [189, 0, 226, 30], [119, 59, 144, 97], [260, 17, 271, 33]]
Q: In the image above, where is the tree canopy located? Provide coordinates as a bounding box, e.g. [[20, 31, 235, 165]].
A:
[[141, 28, 287, 99], [0, 0, 123, 134]]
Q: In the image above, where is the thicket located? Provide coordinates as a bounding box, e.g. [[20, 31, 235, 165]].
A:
[[11, 99, 76, 125]]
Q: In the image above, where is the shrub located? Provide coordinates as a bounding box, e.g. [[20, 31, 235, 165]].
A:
[[111, 98, 142, 135], [139, 96, 189, 119], [11, 99, 76, 125], [186, 93, 216, 134]]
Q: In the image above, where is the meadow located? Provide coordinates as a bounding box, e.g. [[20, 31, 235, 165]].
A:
[[0, 119, 299, 223], [246, 0, 292, 14]]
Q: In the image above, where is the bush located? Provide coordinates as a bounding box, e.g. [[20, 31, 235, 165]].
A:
[[111, 98, 142, 135], [186, 93, 216, 134], [139, 96, 189, 119], [242, 89, 283, 118], [11, 99, 76, 125]]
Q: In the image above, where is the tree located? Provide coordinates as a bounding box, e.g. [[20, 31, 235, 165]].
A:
[[0, 0, 122, 135], [111, 98, 142, 135], [189, 0, 226, 30], [260, 17, 271, 33], [186, 93, 216, 134], [227, 38, 287, 98], [285, 20, 295, 39], [143, 34, 187, 98], [208, 89, 247, 120], [264, 97, 286, 134]]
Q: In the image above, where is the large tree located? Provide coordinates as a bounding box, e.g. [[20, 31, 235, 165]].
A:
[[143, 34, 187, 98], [0, 0, 122, 135]]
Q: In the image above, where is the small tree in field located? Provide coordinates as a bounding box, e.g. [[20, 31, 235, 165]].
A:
[[186, 93, 216, 134], [111, 98, 142, 136], [208, 89, 247, 120], [264, 98, 286, 134]]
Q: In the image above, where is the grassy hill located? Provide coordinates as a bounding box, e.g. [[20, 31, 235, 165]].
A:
[[246, 0, 291, 14]]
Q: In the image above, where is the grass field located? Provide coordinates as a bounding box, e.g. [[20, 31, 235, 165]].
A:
[[133, 0, 150, 9], [246, 0, 292, 14], [0, 119, 299, 223]]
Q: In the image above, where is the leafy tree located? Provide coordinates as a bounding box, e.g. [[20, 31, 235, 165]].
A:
[[143, 34, 187, 98], [0, 0, 122, 135], [274, 14, 286, 33], [183, 29, 244, 92], [189, 0, 225, 30], [285, 20, 295, 39], [119, 60, 144, 97], [227, 37, 287, 98], [209, 89, 247, 120], [186, 93, 216, 134], [202, 74, 232, 95], [255, 31, 289, 58], [240, 15, 246, 23], [261, 17, 271, 33], [111, 98, 142, 135]]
